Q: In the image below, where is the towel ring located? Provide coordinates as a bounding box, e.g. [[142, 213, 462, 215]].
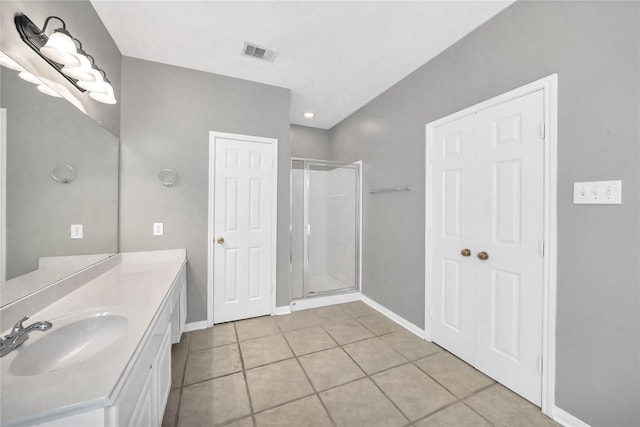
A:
[[50, 164, 75, 184], [158, 169, 179, 187]]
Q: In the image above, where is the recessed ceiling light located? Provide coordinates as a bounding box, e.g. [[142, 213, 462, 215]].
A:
[[304, 112, 314, 118]]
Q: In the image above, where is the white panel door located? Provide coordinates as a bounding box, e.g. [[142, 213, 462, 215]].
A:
[[213, 137, 274, 323], [429, 90, 544, 406], [474, 90, 544, 405], [430, 113, 477, 362]]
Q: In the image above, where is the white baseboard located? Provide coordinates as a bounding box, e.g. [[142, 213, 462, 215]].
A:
[[553, 407, 591, 427], [183, 320, 209, 333], [290, 291, 362, 312], [361, 295, 425, 338], [275, 306, 292, 316]]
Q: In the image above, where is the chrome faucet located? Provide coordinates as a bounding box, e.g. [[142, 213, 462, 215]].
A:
[[0, 315, 52, 357]]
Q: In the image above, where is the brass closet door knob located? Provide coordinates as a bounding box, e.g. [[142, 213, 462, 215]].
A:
[[216, 237, 225, 245], [477, 251, 489, 261], [461, 249, 471, 257]]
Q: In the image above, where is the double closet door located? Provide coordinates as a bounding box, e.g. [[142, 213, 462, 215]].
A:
[[429, 90, 545, 405]]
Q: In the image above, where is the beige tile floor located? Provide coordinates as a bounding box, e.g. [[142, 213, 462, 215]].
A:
[[162, 301, 559, 427]]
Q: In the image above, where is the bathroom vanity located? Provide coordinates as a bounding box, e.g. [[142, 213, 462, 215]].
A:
[[0, 249, 187, 427]]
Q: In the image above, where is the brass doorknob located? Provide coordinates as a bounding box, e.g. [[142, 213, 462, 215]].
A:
[[460, 248, 471, 257], [216, 237, 225, 245], [477, 251, 489, 261]]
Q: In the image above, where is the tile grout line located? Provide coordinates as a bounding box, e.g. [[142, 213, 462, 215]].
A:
[[325, 306, 497, 425], [344, 307, 499, 425], [237, 317, 321, 419], [370, 313, 500, 426], [181, 306, 419, 424], [233, 321, 257, 427], [317, 322, 412, 425], [170, 303, 513, 427], [407, 351, 499, 426], [217, 337, 421, 423], [278, 316, 339, 427], [460, 383, 500, 426], [281, 305, 420, 423]]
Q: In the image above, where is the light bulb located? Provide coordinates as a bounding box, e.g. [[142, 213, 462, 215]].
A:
[[40, 29, 80, 66], [89, 82, 117, 104], [18, 71, 43, 85], [0, 51, 26, 72], [37, 84, 62, 97], [77, 68, 107, 92], [62, 51, 95, 82]]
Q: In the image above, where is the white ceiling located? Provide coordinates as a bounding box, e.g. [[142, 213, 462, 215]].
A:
[[91, 1, 514, 129]]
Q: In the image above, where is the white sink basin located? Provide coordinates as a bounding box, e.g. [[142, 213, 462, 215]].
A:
[[9, 311, 129, 376]]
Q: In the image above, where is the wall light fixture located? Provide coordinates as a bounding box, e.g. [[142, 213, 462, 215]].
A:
[[13, 13, 117, 104]]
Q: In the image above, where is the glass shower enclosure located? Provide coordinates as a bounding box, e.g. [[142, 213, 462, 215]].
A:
[[290, 159, 361, 300]]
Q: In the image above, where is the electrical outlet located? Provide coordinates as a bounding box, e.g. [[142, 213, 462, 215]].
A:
[[70, 224, 83, 239], [573, 180, 622, 204], [153, 222, 164, 236]]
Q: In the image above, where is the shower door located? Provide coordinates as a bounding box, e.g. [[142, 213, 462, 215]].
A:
[[291, 159, 360, 299]]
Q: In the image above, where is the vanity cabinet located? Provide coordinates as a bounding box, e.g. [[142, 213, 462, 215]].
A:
[[110, 264, 185, 427], [29, 260, 187, 427]]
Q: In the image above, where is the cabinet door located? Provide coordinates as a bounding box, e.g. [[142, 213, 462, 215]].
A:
[[129, 368, 156, 427], [179, 280, 187, 334], [157, 326, 172, 416], [171, 268, 187, 344]]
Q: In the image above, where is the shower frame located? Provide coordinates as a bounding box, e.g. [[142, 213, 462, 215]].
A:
[[289, 158, 362, 301]]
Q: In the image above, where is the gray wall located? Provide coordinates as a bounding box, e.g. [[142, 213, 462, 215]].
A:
[[290, 124, 331, 160], [329, 1, 639, 425], [119, 57, 291, 322], [1, 67, 119, 279], [1, 1, 121, 137]]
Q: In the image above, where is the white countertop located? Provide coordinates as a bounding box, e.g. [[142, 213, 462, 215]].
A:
[[0, 249, 186, 426]]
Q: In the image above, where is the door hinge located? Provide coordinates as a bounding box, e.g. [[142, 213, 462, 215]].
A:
[[539, 357, 543, 374], [539, 241, 545, 257], [272, 158, 275, 168], [540, 122, 546, 140]]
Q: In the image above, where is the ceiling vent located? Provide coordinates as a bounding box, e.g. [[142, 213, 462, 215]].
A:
[[242, 41, 278, 63]]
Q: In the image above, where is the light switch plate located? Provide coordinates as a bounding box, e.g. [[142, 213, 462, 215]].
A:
[[70, 224, 83, 239], [153, 222, 164, 236], [573, 180, 622, 204]]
